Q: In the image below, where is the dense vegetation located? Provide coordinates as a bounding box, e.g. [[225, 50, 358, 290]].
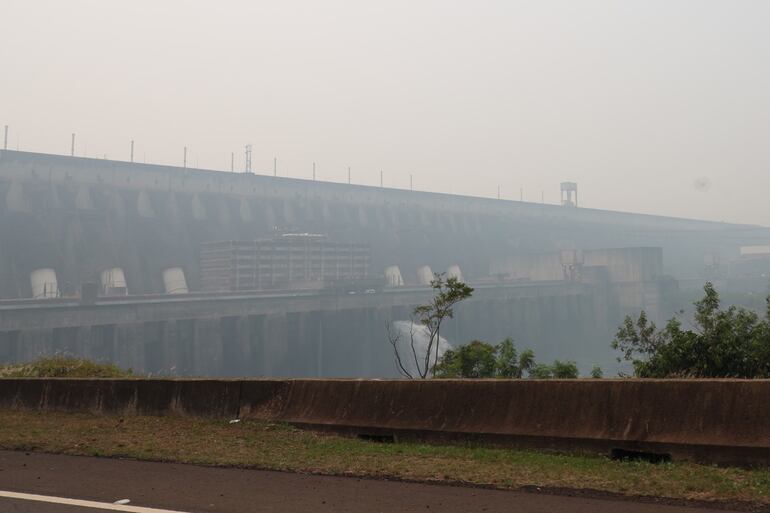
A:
[[0, 356, 133, 378], [436, 281, 770, 380], [434, 338, 581, 379], [613, 282, 770, 378]]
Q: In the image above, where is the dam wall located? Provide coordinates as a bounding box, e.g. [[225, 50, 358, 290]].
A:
[[2, 377, 768, 466], [1, 150, 767, 376], [1, 150, 768, 299], [0, 282, 608, 377]]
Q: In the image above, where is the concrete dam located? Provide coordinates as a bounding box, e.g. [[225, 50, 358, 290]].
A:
[[1, 149, 769, 376]]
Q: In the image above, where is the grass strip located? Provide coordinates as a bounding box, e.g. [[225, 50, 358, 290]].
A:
[[0, 410, 769, 505]]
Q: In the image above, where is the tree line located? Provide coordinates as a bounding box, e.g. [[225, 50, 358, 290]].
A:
[[433, 337, 595, 379], [390, 274, 770, 379]]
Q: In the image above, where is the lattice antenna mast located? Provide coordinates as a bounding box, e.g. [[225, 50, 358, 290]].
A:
[[244, 144, 252, 173]]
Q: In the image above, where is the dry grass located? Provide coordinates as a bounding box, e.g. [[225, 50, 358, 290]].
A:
[[1, 410, 769, 505], [0, 357, 133, 378]]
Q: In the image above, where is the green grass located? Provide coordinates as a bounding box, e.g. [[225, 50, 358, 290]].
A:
[[0, 356, 133, 378], [0, 410, 769, 506]]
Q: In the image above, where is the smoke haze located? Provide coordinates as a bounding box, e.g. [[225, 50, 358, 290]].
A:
[[2, 0, 769, 224]]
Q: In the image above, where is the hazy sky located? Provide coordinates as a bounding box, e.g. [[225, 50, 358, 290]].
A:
[[2, 1, 769, 225]]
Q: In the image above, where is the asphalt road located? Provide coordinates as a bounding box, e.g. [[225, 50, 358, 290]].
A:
[[0, 450, 746, 513]]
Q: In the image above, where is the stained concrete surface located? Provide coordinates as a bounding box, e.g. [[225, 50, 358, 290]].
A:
[[1, 149, 766, 378], [4, 378, 769, 466], [0, 450, 746, 513]]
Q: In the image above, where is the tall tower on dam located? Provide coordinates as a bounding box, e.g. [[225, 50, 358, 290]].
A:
[[1, 149, 769, 376]]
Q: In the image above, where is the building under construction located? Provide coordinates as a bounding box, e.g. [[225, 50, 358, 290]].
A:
[[200, 234, 372, 292]]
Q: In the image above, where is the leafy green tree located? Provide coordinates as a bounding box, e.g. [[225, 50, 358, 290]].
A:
[[434, 338, 537, 378], [388, 273, 474, 379], [528, 363, 553, 379], [551, 360, 579, 378], [434, 338, 580, 379], [613, 282, 770, 378], [495, 338, 535, 378], [494, 337, 518, 377], [518, 348, 535, 376], [434, 340, 496, 378], [590, 365, 603, 378], [520, 359, 580, 379]]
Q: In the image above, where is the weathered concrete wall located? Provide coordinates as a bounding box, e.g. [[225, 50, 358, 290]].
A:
[[1, 150, 768, 299], [489, 252, 565, 281], [490, 247, 663, 284], [1, 377, 768, 466], [0, 378, 242, 417], [0, 283, 609, 377], [584, 247, 663, 283], [241, 379, 770, 465], [1, 150, 766, 377], [489, 247, 675, 322]]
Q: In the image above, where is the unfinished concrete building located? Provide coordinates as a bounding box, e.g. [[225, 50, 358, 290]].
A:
[[200, 235, 371, 292]]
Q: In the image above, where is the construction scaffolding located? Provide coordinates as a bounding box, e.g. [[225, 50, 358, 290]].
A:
[[199, 234, 371, 292]]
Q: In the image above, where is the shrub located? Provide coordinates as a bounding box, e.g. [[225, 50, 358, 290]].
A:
[[0, 356, 133, 378], [613, 282, 770, 378], [434, 338, 535, 378]]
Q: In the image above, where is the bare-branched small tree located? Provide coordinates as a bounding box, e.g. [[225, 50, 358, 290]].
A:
[[387, 273, 474, 378]]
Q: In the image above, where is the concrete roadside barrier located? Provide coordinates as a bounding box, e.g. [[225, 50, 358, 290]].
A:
[[1, 378, 769, 465], [0, 378, 240, 417], [238, 379, 770, 465]]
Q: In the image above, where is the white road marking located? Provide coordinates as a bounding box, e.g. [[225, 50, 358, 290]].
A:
[[0, 490, 189, 512]]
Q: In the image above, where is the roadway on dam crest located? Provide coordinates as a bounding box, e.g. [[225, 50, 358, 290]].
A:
[[0, 450, 748, 513]]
